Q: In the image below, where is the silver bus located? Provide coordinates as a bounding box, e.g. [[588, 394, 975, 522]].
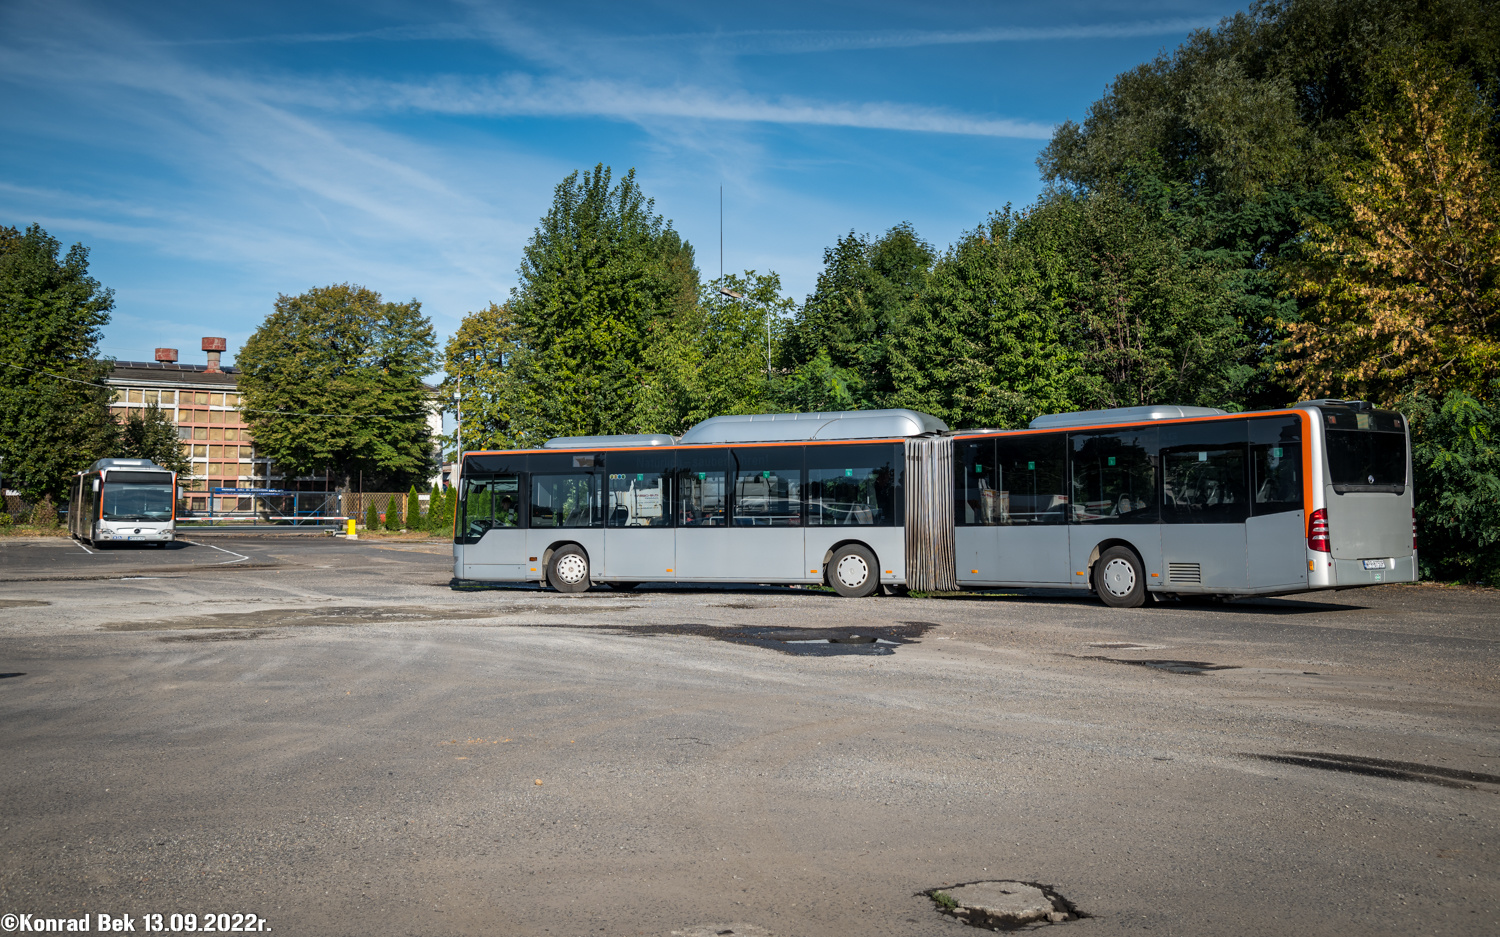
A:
[[68, 458, 178, 547], [452, 400, 1415, 605], [954, 399, 1416, 606]]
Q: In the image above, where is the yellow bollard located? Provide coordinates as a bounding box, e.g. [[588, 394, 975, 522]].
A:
[[346, 517, 357, 539]]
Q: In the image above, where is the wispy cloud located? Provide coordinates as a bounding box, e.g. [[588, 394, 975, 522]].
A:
[[275, 74, 1056, 139]]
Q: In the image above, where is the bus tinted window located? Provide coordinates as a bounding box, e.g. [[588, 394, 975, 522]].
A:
[[607, 453, 672, 528], [459, 475, 519, 542], [806, 444, 900, 527], [731, 448, 802, 526], [1070, 429, 1158, 524], [955, 439, 997, 526], [1160, 421, 1248, 524], [676, 451, 728, 527], [531, 474, 599, 528], [995, 434, 1067, 526], [1326, 431, 1407, 491], [1250, 416, 1302, 515]]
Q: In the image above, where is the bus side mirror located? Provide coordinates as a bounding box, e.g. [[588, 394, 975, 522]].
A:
[[92, 478, 100, 492]]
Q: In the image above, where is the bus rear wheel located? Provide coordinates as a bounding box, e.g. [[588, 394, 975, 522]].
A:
[[829, 545, 879, 598], [1093, 546, 1146, 608], [547, 545, 592, 593]]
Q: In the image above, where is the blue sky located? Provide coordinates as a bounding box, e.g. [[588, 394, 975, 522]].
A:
[[0, 0, 1243, 369]]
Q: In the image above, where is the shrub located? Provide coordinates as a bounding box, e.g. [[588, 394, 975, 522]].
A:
[[406, 485, 421, 532], [427, 484, 441, 531], [1404, 390, 1500, 586], [365, 498, 379, 531], [384, 496, 401, 531]]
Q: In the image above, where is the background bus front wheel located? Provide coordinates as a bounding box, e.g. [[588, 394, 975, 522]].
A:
[[829, 545, 879, 598], [547, 545, 591, 593], [1093, 546, 1147, 608]]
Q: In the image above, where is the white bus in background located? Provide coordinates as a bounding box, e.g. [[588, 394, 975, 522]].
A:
[[450, 399, 1416, 606], [68, 458, 177, 547]]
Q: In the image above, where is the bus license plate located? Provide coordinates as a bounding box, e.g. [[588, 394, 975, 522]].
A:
[[128, 536, 146, 541], [1362, 559, 1387, 570]]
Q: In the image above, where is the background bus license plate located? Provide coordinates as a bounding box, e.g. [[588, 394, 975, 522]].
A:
[[1362, 559, 1387, 570]]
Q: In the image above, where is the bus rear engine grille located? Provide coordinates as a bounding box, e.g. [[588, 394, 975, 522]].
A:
[[1167, 563, 1202, 585]]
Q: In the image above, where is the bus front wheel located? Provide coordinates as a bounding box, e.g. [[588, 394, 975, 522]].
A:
[[1093, 546, 1146, 608], [547, 545, 592, 593], [829, 545, 879, 598]]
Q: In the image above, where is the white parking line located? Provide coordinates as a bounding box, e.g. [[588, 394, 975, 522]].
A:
[[181, 539, 250, 565], [75, 540, 94, 555]]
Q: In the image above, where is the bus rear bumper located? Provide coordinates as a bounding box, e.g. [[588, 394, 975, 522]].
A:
[[1332, 554, 1417, 586]]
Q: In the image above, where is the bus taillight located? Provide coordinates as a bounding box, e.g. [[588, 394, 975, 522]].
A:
[[1308, 508, 1331, 553]]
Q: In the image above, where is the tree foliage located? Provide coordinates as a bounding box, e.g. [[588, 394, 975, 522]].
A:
[[237, 283, 437, 490], [118, 403, 191, 479], [503, 165, 699, 445], [441, 302, 521, 454], [1403, 389, 1500, 585], [1282, 53, 1500, 403], [0, 223, 117, 503]]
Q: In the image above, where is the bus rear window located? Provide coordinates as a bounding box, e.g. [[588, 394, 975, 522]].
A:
[[1325, 430, 1406, 492]]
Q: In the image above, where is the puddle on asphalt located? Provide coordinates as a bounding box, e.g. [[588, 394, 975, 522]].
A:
[[1240, 751, 1500, 791], [0, 600, 51, 609], [1078, 655, 1239, 675], [108, 605, 504, 632], [572, 621, 937, 656]]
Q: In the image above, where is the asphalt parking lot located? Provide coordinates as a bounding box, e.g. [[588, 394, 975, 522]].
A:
[[1, 533, 1496, 937]]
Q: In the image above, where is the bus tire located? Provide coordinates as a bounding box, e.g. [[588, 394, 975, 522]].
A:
[[829, 545, 879, 598], [1094, 546, 1146, 608], [547, 545, 592, 593]]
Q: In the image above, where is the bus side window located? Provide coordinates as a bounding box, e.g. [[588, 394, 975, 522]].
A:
[[806, 443, 899, 527], [1249, 416, 1303, 515], [1159, 420, 1249, 524], [730, 446, 802, 527], [676, 451, 728, 527], [1070, 429, 1159, 524], [531, 474, 599, 528], [954, 439, 997, 526], [995, 434, 1067, 525], [607, 454, 672, 528]]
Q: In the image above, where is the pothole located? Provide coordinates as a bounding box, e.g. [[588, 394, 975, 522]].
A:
[[926, 881, 1084, 929], [156, 629, 291, 643], [0, 599, 51, 609], [1087, 642, 1151, 649]]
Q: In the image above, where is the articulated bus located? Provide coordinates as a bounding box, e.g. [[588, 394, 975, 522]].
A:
[[68, 458, 177, 547], [452, 400, 1415, 606]]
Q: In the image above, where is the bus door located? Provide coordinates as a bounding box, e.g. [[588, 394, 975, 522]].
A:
[[458, 473, 526, 580], [672, 450, 731, 580], [1158, 422, 1249, 591], [604, 454, 674, 582], [993, 435, 1071, 583], [1246, 415, 1308, 590]]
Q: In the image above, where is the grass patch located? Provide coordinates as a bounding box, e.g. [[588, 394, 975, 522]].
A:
[[931, 890, 958, 911]]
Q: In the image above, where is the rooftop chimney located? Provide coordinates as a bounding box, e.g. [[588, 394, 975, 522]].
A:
[[155, 348, 178, 363], [202, 337, 226, 373]]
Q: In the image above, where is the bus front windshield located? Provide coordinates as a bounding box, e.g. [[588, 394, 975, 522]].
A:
[[102, 481, 174, 521]]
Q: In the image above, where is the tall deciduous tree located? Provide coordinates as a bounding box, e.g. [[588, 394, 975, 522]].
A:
[[237, 283, 438, 491], [118, 404, 191, 479], [780, 223, 935, 411], [1282, 54, 1500, 404], [0, 224, 117, 502], [506, 165, 698, 443], [441, 302, 521, 454]]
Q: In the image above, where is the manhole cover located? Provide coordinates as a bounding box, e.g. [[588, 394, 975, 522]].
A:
[[927, 881, 1083, 928]]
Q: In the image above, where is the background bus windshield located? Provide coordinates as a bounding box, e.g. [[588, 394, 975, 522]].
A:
[[102, 477, 174, 521], [1322, 410, 1407, 491]]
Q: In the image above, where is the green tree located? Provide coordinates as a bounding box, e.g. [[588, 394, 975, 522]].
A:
[[426, 483, 441, 532], [237, 284, 438, 492], [440, 302, 521, 454], [384, 495, 401, 531], [1402, 390, 1500, 585], [406, 485, 421, 532], [503, 165, 699, 444], [1282, 53, 1500, 404], [636, 271, 795, 434], [365, 498, 379, 532], [780, 223, 935, 411], [118, 403, 192, 479], [0, 224, 117, 502]]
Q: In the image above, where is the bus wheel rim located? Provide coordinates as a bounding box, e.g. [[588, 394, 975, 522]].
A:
[[556, 554, 587, 584], [1101, 557, 1135, 596], [836, 555, 869, 588]]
